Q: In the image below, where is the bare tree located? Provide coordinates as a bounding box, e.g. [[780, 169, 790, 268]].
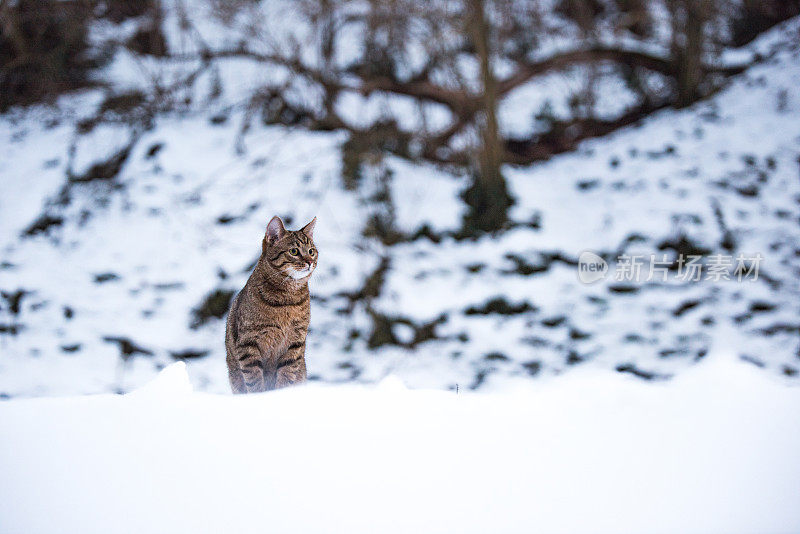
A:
[[669, 0, 710, 107], [463, 0, 512, 233], [19, 0, 773, 233]]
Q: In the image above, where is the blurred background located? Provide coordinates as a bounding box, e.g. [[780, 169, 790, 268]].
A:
[[0, 0, 799, 397]]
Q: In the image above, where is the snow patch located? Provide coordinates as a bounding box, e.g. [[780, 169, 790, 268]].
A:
[[0, 354, 798, 534], [127, 361, 193, 397]]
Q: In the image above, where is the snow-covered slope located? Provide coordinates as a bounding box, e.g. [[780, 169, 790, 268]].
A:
[[1, 356, 798, 534], [1, 15, 799, 397]]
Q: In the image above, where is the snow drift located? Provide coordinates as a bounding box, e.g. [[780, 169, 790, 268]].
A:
[[1, 356, 799, 534]]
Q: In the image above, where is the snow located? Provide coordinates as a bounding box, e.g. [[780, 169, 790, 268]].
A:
[[1, 10, 800, 397], [1, 355, 798, 534]]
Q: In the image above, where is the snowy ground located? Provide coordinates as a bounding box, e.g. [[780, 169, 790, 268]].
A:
[[1, 12, 799, 397], [1, 355, 799, 534]]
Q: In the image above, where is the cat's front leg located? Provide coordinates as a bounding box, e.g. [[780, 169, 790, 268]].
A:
[[239, 358, 266, 393], [235, 338, 275, 393], [275, 340, 307, 388], [233, 327, 283, 393]]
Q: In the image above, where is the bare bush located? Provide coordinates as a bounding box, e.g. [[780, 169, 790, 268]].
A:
[[0, 0, 99, 110]]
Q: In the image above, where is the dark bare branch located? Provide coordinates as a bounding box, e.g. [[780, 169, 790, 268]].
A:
[[497, 46, 746, 96]]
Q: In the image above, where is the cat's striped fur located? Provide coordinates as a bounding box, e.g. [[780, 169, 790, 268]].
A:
[[225, 216, 317, 393]]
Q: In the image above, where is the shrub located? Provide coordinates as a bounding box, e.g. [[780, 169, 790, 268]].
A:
[[0, 0, 101, 111]]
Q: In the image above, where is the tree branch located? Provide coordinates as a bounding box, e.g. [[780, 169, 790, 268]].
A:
[[497, 45, 747, 96], [502, 99, 673, 165]]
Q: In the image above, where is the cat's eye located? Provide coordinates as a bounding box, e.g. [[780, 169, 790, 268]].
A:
[[309, 248, 316, 256], [289, 248, 299, 256]]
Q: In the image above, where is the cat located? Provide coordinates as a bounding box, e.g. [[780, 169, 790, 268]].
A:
[[225, 215, 317, 393]]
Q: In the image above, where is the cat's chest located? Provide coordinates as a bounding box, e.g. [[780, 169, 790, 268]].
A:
[[257, 297, 309, 327]]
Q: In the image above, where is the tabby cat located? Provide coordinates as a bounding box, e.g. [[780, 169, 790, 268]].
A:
[[225, 216, 317, 393]]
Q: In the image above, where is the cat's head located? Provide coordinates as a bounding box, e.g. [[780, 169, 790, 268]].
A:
[[261, 216, 318, 282]]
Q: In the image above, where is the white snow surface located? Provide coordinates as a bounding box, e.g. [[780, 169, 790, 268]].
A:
[[1, 356, 799, 534]]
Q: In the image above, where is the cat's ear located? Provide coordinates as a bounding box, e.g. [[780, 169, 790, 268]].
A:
[[266, 216, 286, 244], [301, 216, 317, 239]]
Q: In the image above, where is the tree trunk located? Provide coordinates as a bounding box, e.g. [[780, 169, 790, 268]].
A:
[[671, 0, 707, 108], [462, 0, 513, 235]]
